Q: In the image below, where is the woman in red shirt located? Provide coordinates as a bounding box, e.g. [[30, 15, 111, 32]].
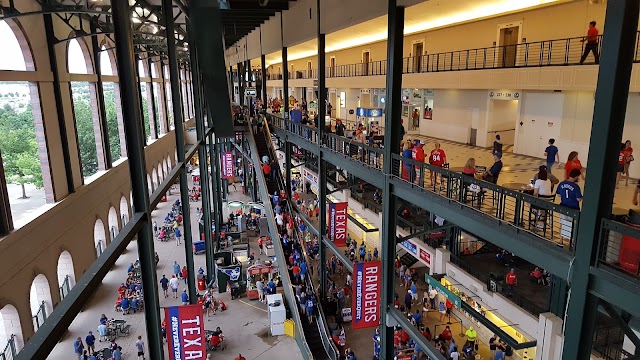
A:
[[617, 143, 627, 188], [623, 140, 634, 186], [564, 151, 585, 180]]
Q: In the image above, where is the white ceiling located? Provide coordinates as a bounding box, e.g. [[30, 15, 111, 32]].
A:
[[264, 0, 571, 66]]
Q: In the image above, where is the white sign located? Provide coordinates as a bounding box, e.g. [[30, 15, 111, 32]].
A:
[[340, 92, 346, 108], [489, 90, 521, 101]]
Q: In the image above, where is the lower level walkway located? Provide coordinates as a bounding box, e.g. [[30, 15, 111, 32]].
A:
[[47, 181, 300, 359]]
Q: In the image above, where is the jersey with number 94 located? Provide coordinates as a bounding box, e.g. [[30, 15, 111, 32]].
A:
[[430, 149, 446, 167]]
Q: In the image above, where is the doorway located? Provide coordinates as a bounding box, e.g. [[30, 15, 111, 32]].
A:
[[290, 64, 295, 79], [307, 61, 312, 78], [498, 24, 520, 67], [516, 93, 563, 158], [330, 57, 336, 77], [412, 42, 424, 73], [362, 51, 370, 76]]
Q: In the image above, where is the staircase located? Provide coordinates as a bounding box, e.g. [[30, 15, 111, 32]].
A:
[[300, 314, 330, 359], [253, 128, 279, 194], [399, 250, 419, 268]]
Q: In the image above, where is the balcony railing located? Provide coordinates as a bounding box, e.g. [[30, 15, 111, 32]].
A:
[[0, 335, 17, 360], [59, 275, 71, 300], [32, 301, 46, 332], [264, 33, 640, 80], [598, 217, 640, 279], [267, 113, 581, 250]]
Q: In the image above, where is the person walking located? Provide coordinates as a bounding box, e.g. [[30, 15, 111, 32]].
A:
[[181, 266, 188, 284], [85, 331, 96, 354], [159, 275, 169, 298], [73, 337, 84, 360], [181, 289, 189, 305], [544, 138, 560, 174], [579, 21, 600, 65], [169, 275, 180, 298], [135, 336, 145, 359], [174, 226, 182, 246], [429, 287, 438, 309], [505, 269, 518, 297], [173, 261, 181, 279]]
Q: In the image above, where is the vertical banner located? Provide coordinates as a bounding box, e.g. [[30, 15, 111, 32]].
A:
[[352, 260, 382, 329], [165, 305, 206, 360], [221, 151, 234, 179], [329, 202, 348, 247]]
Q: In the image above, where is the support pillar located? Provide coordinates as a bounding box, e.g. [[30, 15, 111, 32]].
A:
[[282, 47, 289, 117], [188, 26, 216, 279], [90, 19, 112, 168], [261, 54, 268, 107], [285, 142, 292, 199], [111, 0, 163, 358], [157, 60, 168, 134], [146, 58, 159, 140], [562, 1, 640, 358], [163, 0, 196, 301], [380, 1, 404, 359], [238, 62, 245, 106]]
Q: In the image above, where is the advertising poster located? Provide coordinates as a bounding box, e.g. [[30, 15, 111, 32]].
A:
[[352, 261, 382, 329], [221, 152, 234, 179], [329, 202, 348, 247], [165, 305, 206, 360]]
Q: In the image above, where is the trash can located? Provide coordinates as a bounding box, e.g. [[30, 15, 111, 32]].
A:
[[197, 275, 206, 291]]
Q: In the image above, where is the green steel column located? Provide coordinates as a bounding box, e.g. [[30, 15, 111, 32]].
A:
[[316, 0, 327, 297], [282, 47, 289, 117], [90, 18, 112, 168], [238, 62, 245, 106], [285, 141, 292, 199], [163, 0, 197, 301], [188, 26, 216, 278], [111, 0, 163, 358], [562, 1, 639, 358], [208, 135, 222, 252], [147, 57, 159, 139], [261, 54, 268, 107], [380, 1, 405, 359]]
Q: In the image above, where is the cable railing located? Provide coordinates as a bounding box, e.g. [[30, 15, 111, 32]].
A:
[[263, 33, 640, 80], [266, 113, 581, 250], [0, 335, 17, 360], [597, 217, 640, 279]]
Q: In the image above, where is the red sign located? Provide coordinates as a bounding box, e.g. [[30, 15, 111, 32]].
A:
[[329, 202, 348, 247], [221, 152, 234, 179], [352, 261, 382, 329], [165, 305, 206, 360], [419, 249, 431, 265]]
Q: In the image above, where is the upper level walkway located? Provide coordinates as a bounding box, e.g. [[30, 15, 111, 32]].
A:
[[266, 113, 640, 296], [255, 33, 631, 81]]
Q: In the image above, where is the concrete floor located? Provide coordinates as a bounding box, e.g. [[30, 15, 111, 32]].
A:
[[46, 180, 300, 360]]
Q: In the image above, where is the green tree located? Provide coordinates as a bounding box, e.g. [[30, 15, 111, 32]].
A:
[[71, 83, 99, 177], [0, 105, 43, 198], [103, 83, 122, 162]]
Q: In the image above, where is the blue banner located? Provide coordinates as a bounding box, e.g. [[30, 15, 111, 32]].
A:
[[401, 240, 417, 255]]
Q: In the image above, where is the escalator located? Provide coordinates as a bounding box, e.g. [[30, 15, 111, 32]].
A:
[[251, 124, 336, 360]]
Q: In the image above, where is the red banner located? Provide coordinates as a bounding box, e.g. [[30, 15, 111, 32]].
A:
[[165, 305, 206, 360], [221, 152, 234, 179], [420, 249, 431, 265], [352, 261, 382, 329], [329, 202, 348, 247]]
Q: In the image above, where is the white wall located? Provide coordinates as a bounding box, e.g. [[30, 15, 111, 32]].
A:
[[515, 92, 564, 158], [420, 89, 488, 144]]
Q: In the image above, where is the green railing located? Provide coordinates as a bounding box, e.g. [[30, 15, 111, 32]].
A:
[[31, 301, 46, 332], [0, 335, 17, 360]]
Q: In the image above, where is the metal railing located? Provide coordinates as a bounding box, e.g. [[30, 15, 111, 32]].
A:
[[598, 218, 640, 278], [264, 33, 640, 80], [96, 241, 103, 257], [267, 113, 581, 249], [59, 275, 71, 301], [0, 335, 17, 360], [31, 301, 46, 332]]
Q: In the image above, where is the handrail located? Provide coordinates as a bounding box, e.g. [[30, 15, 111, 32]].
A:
[[263, 33, 640, 80], [261, 123, 340, 360], [0, 335, 17, 360], [267, 112, 581, 250]]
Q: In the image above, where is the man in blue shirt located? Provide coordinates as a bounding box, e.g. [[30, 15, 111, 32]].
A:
[[73, 337, 84, 360], [544, 138, 560, 174], [120, 297, 130, 314], [485, 152, 503, 184], [85, 331, 96, 354], [412, 309, 422, 325], [556, 169, 583, 210], [181, 289, 189, 305]]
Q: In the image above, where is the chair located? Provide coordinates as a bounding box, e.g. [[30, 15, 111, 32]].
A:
[[528, 194, 556, 238], [118, 324, 131, 337]]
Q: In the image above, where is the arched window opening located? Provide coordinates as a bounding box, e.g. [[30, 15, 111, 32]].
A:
[[99, 46, 114, 76], [67, 39, 92, 74], [0, 21, 27, 71], [108, 206, 119, 241], [0, 305, 24, 355], [29, 274, 53, 332], [119, 196, 129, 226], [94, 218, 106, 257], [56, 251, 76, 300], [151, 168, 158, 191]]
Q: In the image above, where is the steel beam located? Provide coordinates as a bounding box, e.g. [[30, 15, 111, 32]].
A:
[[388, 308, 447, 360], [188, 27, 216, 278], [590, 267, 640, 318], [111, 0, 163, 358], [285, 141, 292, 198], [562, 1, 640, 357], [147, 57, 159, 139], [163, 0, 197, 302], [282, 46, 289, 115], [380, 2, 404, 358]]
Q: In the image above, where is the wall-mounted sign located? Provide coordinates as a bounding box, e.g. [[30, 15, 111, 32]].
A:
[[221, 152, 234, 179], [419, 249, 431, 266], [245, 88, 256, 96], [361, 89, 371, 94], [401, 239, 417, 255], [349, 109, 355, 115], [489, 90, 520, 101], [356, 108, 384, 117]]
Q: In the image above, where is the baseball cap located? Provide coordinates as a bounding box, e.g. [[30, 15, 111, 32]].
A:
[[419, 140, 425, 145], [539, 165, 547, 171]]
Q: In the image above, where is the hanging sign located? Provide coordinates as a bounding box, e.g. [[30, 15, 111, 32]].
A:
[[221, 152, 234, 179], [329, 202, 348, 247], [489, 90, 521, 100], [165, 305, 206, 360], [352, 261, 382, 329]]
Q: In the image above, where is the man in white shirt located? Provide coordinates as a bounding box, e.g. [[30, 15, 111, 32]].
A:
[[169, 275, 180, 299], [428, 287, 438, 309]]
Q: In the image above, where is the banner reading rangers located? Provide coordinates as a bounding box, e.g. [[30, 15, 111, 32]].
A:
[[165, 304, 206, 360], [352, 260, 382, 329], [329, 202, 348, 247], [221, 152, 234, 179]]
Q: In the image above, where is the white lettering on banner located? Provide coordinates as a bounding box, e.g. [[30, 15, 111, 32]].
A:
[[363, 266, 379, 322], [355, 271, 363, 319], [335, 209, 347, 240], [171, 316, 181, 360], [181, 316, 202, 359]]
